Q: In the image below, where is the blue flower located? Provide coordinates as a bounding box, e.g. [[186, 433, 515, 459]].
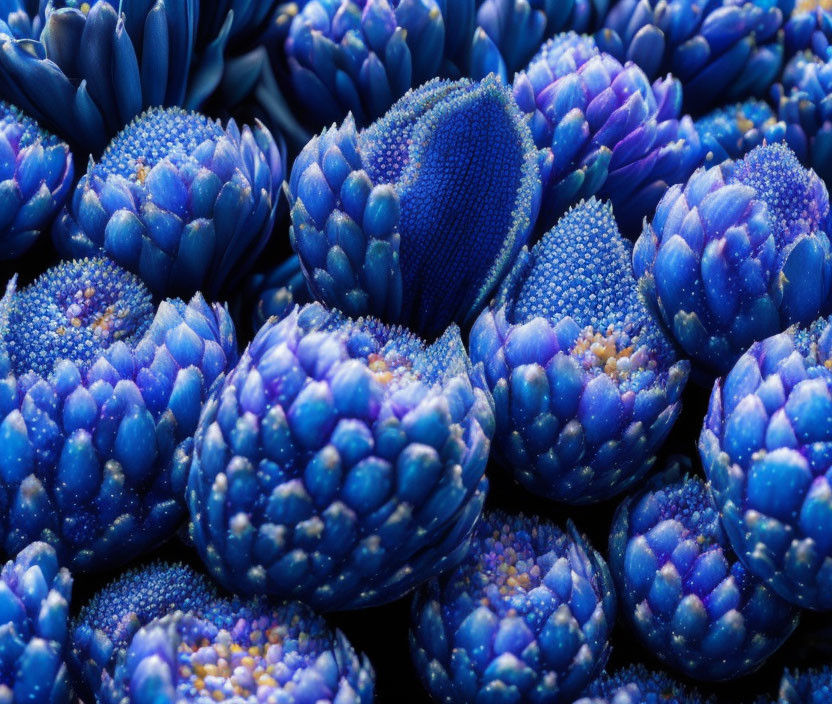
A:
[[512, 32, 701, 236], [0, 0, 236, 156], [610, 465, 799, 680], [69, 562, 222, 702], [700, 315, 832, 610], [470, 199, 688, 503], [695, 99, 787, 166], [634, 142, 832, 379], [784, 1, 832, 57], [573, 664, 716, 704], [0, 542, 73, 704], [777, 667, 832, 704], [596, 0, 785, 112], [105, 600, 375, 704], [187, 303, 494, 610], [771, 50, 832, 186], [281, 0, 475, 129], [244, 254, 312, 334], [288, 76, 540, 340], [0, 100, 73, 259], [53, 107, 284, 299], [0, 257, 238, 572], [471, 0, 609, 81], [410, 510, 616, 703]]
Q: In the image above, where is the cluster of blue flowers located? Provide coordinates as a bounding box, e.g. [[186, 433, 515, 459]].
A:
[[3, 1, 832, 703]]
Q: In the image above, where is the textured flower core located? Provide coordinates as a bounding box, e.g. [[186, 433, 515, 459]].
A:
[[0, 100, 60, 149], [361, 78, 538, 333], [116, 605, 374, 704], [96, 108, 225, 182], [3, 257, 154, 376], [797, 0, 832, 12], [511, 199, 675, 392], [455, 511, 607, 620], [640, 474, 718, 545], [174, 613, 328, 701], [336, 315, 468, 391], [727, 142, 828, 251]]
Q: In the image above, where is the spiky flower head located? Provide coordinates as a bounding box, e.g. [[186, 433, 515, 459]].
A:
[[187, 303, 494, 610], [596, 0, 785, 112], [610, 467, 799, 680], [700, 315, 832, 610], [695, 99, 788, 166], [471, 0, 609, 81], [288, 76, 540, 340], [4, 257, 154, 377], [0, 100, 73, 259], [69, 562, 222, 702], [512, 32, 701, 236], [53, 107, 283, 299], [573, 664, 716, 704], [784, 0, 832, 56], [0, 542, 73, 704], [470, 199, 688, 503], [0, 0, 238, 155], [245, 254, 312, 335], [104, 600, 374, 704], [0, 257, 238, 572], [776, 667, 832, 704], [634, 142, 832, 379], [410, 510, 615, 704], [771, 50, 832, 185], [282, 0, 475, 129]]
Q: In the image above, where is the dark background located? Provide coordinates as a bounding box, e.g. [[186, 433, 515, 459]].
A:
[[4, 213, 830, 704]]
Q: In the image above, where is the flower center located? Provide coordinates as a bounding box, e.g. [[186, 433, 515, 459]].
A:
[[3, 258, 154, 376], [96, 107, 225, 182], [796, 0, 832, 13], [175, 614, 329, 702]]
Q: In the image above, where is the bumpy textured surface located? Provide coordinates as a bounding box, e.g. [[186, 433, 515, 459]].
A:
[[700, 315, 832, 610], [105, 600, 374, 704], [0, 258, 238, 572], [0, 100, 73, 259], [695, 99, 787, 166], [53, 107, 283, 299], [0, 542, 73, 704], [245, 255, 312, 334], [634, 142, 832, 379], [512, 32, 701, 235], [0, 0, 232, 155], [187, 303, 494, 610], [288, 76, 540, 340], [470, 199, 688, 503], [776, 667, 832, 704], [69, 562, 221, 702], [573, 664, 716, 704], [283, 0, 475, 128], [597, 0, 785, 112], [772, 50, 832, 185], [472, 0, 608, 80], [610, 468, 799, 680], [409, 510, 616, 704]]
